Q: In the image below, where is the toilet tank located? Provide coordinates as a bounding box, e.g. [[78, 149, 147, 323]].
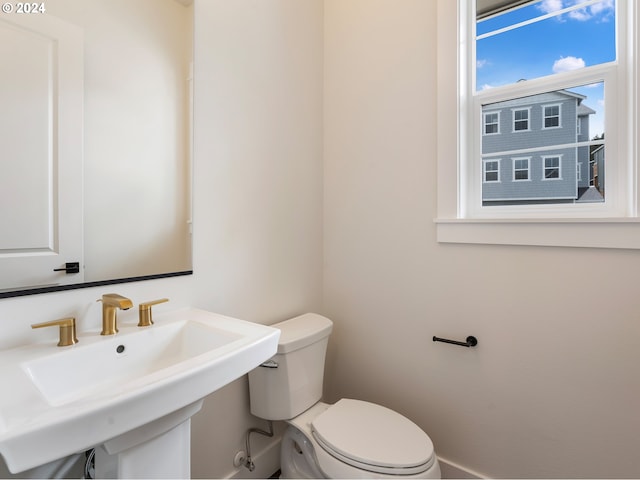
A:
[[248, 313, 333, 420]]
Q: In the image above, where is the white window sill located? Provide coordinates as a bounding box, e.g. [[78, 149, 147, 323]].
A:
[[435, 218, 640, 249]]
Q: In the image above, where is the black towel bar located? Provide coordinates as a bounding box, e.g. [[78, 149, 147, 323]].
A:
[[433, 335, 478, 347]]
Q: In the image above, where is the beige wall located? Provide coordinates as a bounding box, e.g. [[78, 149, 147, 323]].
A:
[[189, 0, 324, 477], [323, 0, 640, 478]]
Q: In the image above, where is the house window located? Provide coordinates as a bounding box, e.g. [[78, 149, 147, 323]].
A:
[[543, 156, 561, 180], [435, 0, 640, 248], [513, 157, 530, 181], [483, 159, 500, 182], [513, 108, 530, 131], [542, 104, 561, 129], [484, 112, 500, 135]]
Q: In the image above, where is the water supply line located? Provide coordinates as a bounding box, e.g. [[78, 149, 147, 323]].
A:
[[84, 449, 95, 479], [244, 420, 274, 472]]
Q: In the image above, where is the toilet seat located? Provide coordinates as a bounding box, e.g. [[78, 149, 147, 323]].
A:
[[311, 399, 436, 476]]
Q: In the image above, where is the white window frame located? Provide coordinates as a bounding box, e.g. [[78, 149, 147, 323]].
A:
[[512, 157, 530, 182], [542, 155, 562, 181], [483, 159, 501, 182], [435, 0, 640, 249], [483, 111, 500, 135], [542, 103, 562, 130], [512, 107, 531, 132]]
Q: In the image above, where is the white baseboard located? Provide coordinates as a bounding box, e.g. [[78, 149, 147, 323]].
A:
[[438, 456, 485, 479], [225, 442, 482, 480], [228, 437, 281, 479]]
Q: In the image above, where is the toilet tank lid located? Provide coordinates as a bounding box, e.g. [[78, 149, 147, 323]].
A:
[[271, 313, 333, 354]]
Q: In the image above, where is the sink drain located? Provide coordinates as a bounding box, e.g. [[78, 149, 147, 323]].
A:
[[116, 345, 125, 354]]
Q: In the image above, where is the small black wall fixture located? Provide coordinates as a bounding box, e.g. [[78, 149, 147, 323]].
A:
[[433, 335, 478, 348]]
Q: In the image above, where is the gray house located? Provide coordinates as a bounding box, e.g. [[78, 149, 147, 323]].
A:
[[591, 143, 605, 195], [481, 89, 601, 205]]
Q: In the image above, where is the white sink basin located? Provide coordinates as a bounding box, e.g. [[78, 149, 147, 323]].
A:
[[0, 307, 279, 474], [24, 318, 243, 406]]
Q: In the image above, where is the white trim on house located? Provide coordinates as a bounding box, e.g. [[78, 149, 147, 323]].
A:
[[480, 139, 604, 159], [483, 111, 500, 135], [542, 155, 563, 181], [483, 158, 501, 183], [512, 156, 531, 181], [542, 103, 562, 130], [512, 107, 531, 132]]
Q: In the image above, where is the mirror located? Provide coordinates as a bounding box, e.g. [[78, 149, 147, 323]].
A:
[[0, 0, 193, 298]]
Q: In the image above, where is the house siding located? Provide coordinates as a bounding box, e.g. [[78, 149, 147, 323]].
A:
[[592, 145, 605, 193], [482, 90, 592, 203], [483, 148, 577, 201]]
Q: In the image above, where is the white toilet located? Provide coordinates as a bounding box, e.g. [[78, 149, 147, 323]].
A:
[[248, 313, 441, 479]]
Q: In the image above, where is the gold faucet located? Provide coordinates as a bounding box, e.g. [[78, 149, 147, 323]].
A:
[[31, 317, 78, 347], [98, 293, 133, 335]]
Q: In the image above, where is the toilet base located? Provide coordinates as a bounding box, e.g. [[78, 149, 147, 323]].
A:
[[280, 425, 326, 479]]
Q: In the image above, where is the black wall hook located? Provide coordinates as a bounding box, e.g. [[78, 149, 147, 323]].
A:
[[433, 335, 478, 347]]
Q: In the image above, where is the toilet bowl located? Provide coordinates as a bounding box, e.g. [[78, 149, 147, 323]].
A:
[[248, 313, 441, 479]]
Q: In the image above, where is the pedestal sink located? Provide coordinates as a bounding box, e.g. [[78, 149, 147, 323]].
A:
[[0, 307, 280, 477]]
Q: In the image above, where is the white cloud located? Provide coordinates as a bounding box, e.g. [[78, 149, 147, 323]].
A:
[[476, 59, 488, 69], [552, 56, 585, 73], [538, 0, 615, 21], [585, 0, 615, 22], [590, 0, 614, 15], [568, 8, 591, 21], [538, 0, 563, 14]]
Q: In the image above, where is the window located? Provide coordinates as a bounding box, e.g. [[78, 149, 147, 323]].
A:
[[542, 104, 561, 129], [513, 108, 530, 131], [484, 159, 500, 182], [435, 0, 640, 249], [474, 0, 616, 212], [543, 156, 561, 180], [484, 111, 500, 134], [513, 157, 530, 181]]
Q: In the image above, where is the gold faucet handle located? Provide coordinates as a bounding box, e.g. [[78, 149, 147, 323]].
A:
[[31, 317, 78, 347], [138, 298, 169, 327]]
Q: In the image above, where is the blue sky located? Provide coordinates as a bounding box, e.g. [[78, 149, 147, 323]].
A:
[[476, 0, 615, 137]]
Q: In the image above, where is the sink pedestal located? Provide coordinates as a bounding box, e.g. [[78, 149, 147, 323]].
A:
[[95, 401, 203, 479]]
